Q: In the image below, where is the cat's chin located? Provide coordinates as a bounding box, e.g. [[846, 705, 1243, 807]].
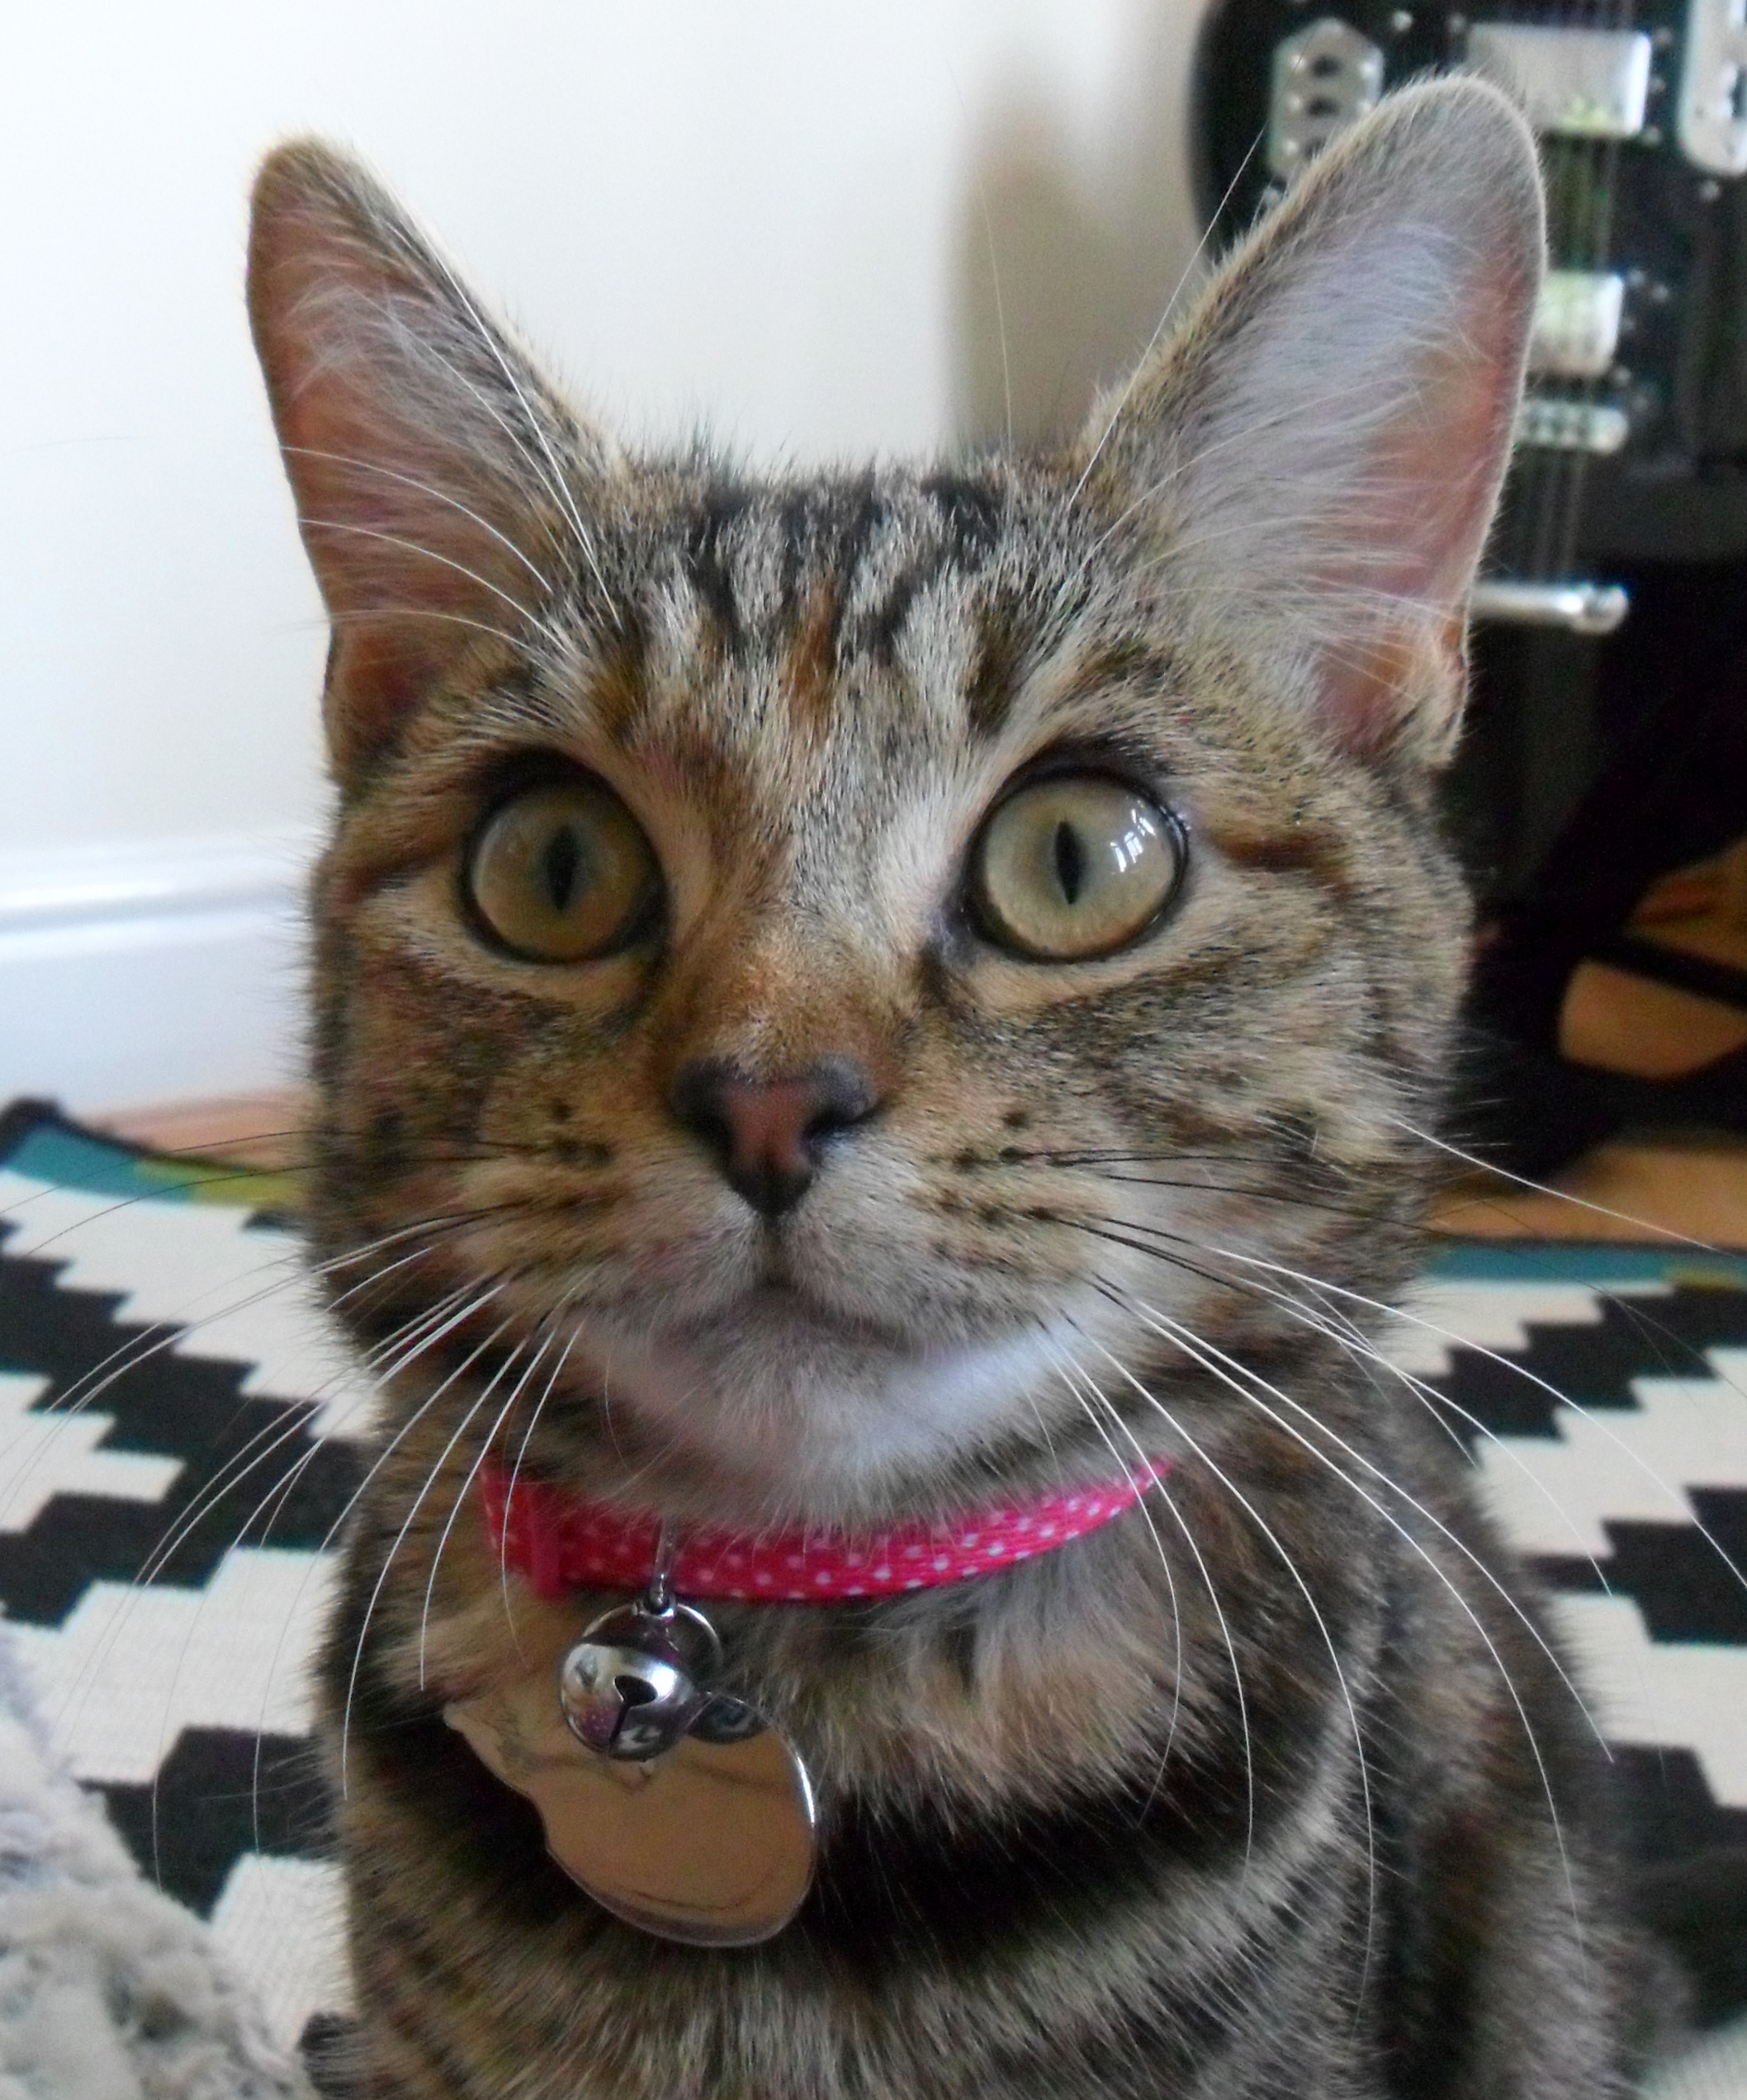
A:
[[561, 1286, 1080, 1515]]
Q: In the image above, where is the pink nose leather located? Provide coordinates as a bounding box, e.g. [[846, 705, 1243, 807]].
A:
[[670, 1060, 878, 1218], [715, 1078, 829, 1190]]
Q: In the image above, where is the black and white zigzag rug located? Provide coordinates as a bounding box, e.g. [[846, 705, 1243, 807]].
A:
[[1, 1099, 1744, 2089]]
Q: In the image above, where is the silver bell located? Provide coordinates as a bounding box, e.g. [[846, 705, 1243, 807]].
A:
[[558, 1601, 722, 1762]]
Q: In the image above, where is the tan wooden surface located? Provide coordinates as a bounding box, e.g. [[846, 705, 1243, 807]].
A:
[[97, 1092, 310, 1171], [1429, 1139, 1747, 1249]]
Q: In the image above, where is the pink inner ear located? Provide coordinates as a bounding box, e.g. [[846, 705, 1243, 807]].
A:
[[271, 315, 514, 764], [1342, 264, 1527, 615], [250, 204, 548, 766], [262, 259, 511, 626], [1154, 122, 1540, 764], [1313, 261, 1528, 755]]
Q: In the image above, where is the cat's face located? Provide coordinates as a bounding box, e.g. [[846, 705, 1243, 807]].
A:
[[249, 85, 1542, 1524]]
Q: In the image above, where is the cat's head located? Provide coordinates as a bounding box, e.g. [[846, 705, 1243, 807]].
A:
[[249, 83, 1541, 1525]]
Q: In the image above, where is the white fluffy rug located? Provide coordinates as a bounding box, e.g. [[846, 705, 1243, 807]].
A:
[[0, 1624, 311, 2100]]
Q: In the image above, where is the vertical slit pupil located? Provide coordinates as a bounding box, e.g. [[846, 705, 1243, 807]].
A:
[[542, 824, 584, 912], [1053, 820, 1085, 906]]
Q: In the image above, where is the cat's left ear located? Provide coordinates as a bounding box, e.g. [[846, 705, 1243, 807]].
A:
[[248, 141, 608, 775], [1075, 78, 1544, 766]]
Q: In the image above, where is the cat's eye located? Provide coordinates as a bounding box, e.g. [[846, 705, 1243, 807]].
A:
[[465, 779, 660, 962], [972, 774, 1185, 961]]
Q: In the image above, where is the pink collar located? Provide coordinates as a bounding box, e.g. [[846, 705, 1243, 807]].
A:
[[482, 1456, 1167, 1604]]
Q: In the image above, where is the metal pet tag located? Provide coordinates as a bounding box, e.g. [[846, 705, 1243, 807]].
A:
[[444, 1576, 817, 1946]]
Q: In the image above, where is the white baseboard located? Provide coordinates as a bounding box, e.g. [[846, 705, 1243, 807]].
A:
[[0, 831, 319, 1115]]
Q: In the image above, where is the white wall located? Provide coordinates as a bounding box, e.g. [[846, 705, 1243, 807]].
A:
[[0, 0, 1203, 1112]]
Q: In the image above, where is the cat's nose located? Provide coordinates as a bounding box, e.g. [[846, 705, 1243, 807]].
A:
[[670, 1058, 878, 1218]]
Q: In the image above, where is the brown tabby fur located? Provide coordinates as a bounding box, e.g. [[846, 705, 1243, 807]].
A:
[[249, 80, 1654, 2098]]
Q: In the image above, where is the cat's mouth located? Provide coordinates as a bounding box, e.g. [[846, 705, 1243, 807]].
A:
[[751, 1238, 802, 1294]]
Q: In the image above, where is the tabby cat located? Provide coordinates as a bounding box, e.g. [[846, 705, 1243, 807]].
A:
[[248, 78, 1651, 2098]]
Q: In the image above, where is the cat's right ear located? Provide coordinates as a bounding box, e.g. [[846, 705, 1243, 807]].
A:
[[1072, 79, 1543, 769], [248, 142, 604, 774]]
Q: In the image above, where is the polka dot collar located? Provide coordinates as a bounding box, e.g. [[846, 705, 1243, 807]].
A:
[[481, 1455, 1167, 1604]]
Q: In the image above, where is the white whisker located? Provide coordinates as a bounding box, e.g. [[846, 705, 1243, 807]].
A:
[[1039, 1340, 1188, 1797], [40, 1275, 490, 1787], [339, 1308, 523, 1787], [1068, 123, 1266, 505], [1389, 1114, 1720, 1251], [417, 1304, 577, 1688], [498, 1319, 585, 1649], [415, 262, 613, 609], [1203, 1239, 1747, 1610], [282, 444, 559, 597], [1072, 1320, 1381, 1994]]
